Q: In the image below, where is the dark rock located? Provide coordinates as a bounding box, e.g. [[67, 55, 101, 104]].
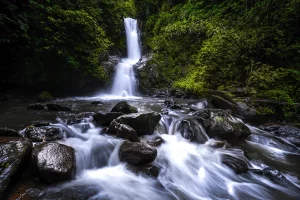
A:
[[178, 118, 208, 143], [66, 118, 82, 125], [163, 99, 182, 110], [108, 120, 139, 142], [0, 138, 32, 199], [127, 164, 159, 177], [91, 101, 103, 105], [24, 127, 65, 142], [221, 154, 248, 174], [100, 127, 109, 134], [119, 141, 157, 165], [206, 140, 230, 149], [192, 109, 251, 139], [116, 112, 161, 136], [32, 121, 51, 127], [145, 137, 164, 147], [27, 104, 45, 110], [236, 102, 259, 123], [47, 104, 71, 111], [111, 101, 138, 114], [273, 126, 300, 147], [31, 143, 76, 183], [259, 124, 281, 132], [93, 112, 124, 126], [0, 127, 19, 137], [211, 95, 239, 115]]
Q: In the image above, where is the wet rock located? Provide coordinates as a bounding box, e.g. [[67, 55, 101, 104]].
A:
[[72, 123, 90, 133], [178, 118, 208, 144], [145, 137, 164, 147], [111, 101, 138, 114], [47, 104, 71, 111], [116, 112, 161, 136], [236, 102, 258, 123], [273, 126, 300, 147], [93, 112, 124, 126], [0, 138, 32, 198], [127, 164, 159, 177], [192, 109, 251, 139], [27, 104, 45, 110], [91, 101, 103, 105], [119, 141, 157, 165], [206, 140, 230, 149], [164, 99, 182, 110], [211, 95, 239, 115], [24, 127, 65, 142], [221, 154, 248, 174], [100, 127, 109, 134], [31, 143, 76, 183], [108, 120, 139, 142], [0, 127, 19, 137], [32, 121, 51, 127]]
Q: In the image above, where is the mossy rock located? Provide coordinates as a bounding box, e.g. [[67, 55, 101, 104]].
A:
[[37, 91, 53, 102]]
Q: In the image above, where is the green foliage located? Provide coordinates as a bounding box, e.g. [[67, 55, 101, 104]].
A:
[[38, 91, 53, 102], [139, 0, 300, 103]]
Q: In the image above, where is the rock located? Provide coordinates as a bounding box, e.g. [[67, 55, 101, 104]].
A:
[[91, 101, 103, 105], [31, 143, 76, 183], [72, 123, 90, 133], [47, 104, 71, 111], [206, 140, 230, 149], [0, 127, 19, 137], [0, 138, 32, 199], [111, 101, 138, 114], [27, 104, 45, 110], [163, 99, 182, 110], [119, 141, 157, 165], [192, 109, 251, 139], [31, 121, 51, 127], [115, 112, 161, 136], [127, 164, 159, 177], [93, 112, 124, 126], [178, 118, 208, 143], [211, 95, 239, 115], [236, 102, 258, 123], [273, 126, 300, 147], [37, 91, 53, 102], [145, 137, 164, 147], [221, 154, 248, 174], [108, 120, 139, 142], [24, 127, 65, 142]]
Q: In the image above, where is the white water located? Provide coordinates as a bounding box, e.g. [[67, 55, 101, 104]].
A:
[[110, 18, 141, 97], [54, 105, 300, 200]]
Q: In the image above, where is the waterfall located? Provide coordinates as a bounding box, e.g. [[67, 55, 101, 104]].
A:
[[111, 18, 141, 97]]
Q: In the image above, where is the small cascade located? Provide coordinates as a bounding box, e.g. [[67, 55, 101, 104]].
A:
[[111, 18, 141, 97]]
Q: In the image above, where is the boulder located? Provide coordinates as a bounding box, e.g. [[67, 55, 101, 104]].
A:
[[0, 127, 19, 137], [108, 120, 139, 142], [119, 141, 157, 165], [47, 104, 71, 111], [211, 95, 239, 115], [24, 127, 65, 142], [236, 102, 259, 123], [163, 99, 182, 110], [206, 140, 230, 149], [178, 118, 208, 143], [192, 109, 251, 139], [31, 143, 76, 183], [221, 154, 248, 174], [0, 138, 32, 198], [27, 104, 45, 110], [31, 121, 51, 127], [111, 101, 138, 114], [93, 112, 124, 126], [145, 137, 164, 147], [273, 126, 300, 147], [127, 164, 159, 177], [115, 112, 161, 136]]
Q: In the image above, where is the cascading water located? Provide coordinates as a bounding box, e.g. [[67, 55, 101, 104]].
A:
[[111, 18, 141, 97]]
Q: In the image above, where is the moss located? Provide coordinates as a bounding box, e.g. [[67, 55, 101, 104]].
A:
[[38, 91, 53, 102]]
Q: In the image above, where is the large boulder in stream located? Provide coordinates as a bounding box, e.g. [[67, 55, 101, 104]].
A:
[[0, 127, 19, 137], [178, 118, 208, 143], [0, 137, 32, 199], [211, 94, 240, 115], [31, 143, 76, 183], [119, 141, 157, 165], [127, 164, 159, 177], [221, 153, 248, 174], [24, 126, 65, 142], [111, 101, 138, 114], [93, 112, 124, 126], [192, 109, 251, 139], [47, 104, 71, 111], [115, 112, 161, 136], [108, 120, 139, 142]]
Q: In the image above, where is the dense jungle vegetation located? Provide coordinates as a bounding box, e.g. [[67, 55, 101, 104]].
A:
[[1, 0, 299, 105]]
